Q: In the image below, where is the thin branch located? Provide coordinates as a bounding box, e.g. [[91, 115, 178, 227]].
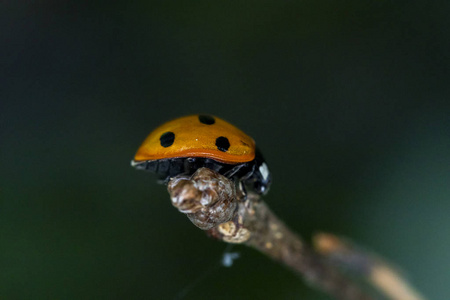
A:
[[215, 199, 375, 300], [313, 233, 427, 300], [167, 168, 426, 300]]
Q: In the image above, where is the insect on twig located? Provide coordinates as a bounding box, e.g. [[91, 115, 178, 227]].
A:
[[132, 114, 427, 300]]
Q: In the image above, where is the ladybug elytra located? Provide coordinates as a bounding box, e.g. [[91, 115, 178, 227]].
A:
[[131, 114, 271, 195]]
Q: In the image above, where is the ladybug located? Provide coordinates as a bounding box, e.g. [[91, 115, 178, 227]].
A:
[[131, 114, 271, 195]]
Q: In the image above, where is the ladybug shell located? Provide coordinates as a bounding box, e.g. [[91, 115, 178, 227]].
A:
[[134, 115, 256, 164]]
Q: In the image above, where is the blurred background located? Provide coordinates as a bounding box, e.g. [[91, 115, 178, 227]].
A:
[[1, 1, 449, 299]]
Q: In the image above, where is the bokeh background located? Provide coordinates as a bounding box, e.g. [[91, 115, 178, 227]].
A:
[[2, 1, 449, 299]]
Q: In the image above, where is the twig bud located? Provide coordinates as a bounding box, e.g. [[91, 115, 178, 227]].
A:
[[167, 168, 238, 230]]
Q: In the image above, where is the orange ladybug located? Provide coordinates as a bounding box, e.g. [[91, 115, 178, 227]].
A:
[[131, 114, 271, 195]]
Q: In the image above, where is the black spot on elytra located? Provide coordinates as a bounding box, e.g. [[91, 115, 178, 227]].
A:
[[198, 115, 215, 125], [160, 132, 175, 147], [215, 136, 230, 152]]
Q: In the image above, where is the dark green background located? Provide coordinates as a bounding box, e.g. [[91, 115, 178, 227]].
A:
[[2, 1, 449, 299]]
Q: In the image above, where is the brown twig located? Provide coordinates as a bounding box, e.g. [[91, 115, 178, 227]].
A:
[[167, 168, 426, 300], [220, 200, 374, 300], [313, 233, 427, 300]]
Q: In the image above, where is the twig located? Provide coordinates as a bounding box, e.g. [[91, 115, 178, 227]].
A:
[[313, 233, 427, 300], [218, 200, 374, 300], [167, 167, 426, 300], [168, 168, 377, 299]]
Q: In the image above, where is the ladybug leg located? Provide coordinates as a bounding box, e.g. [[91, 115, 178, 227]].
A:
[[223, 164, 246, 178], [224, 163, 256, 201], [235, 179, 247, 201]]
